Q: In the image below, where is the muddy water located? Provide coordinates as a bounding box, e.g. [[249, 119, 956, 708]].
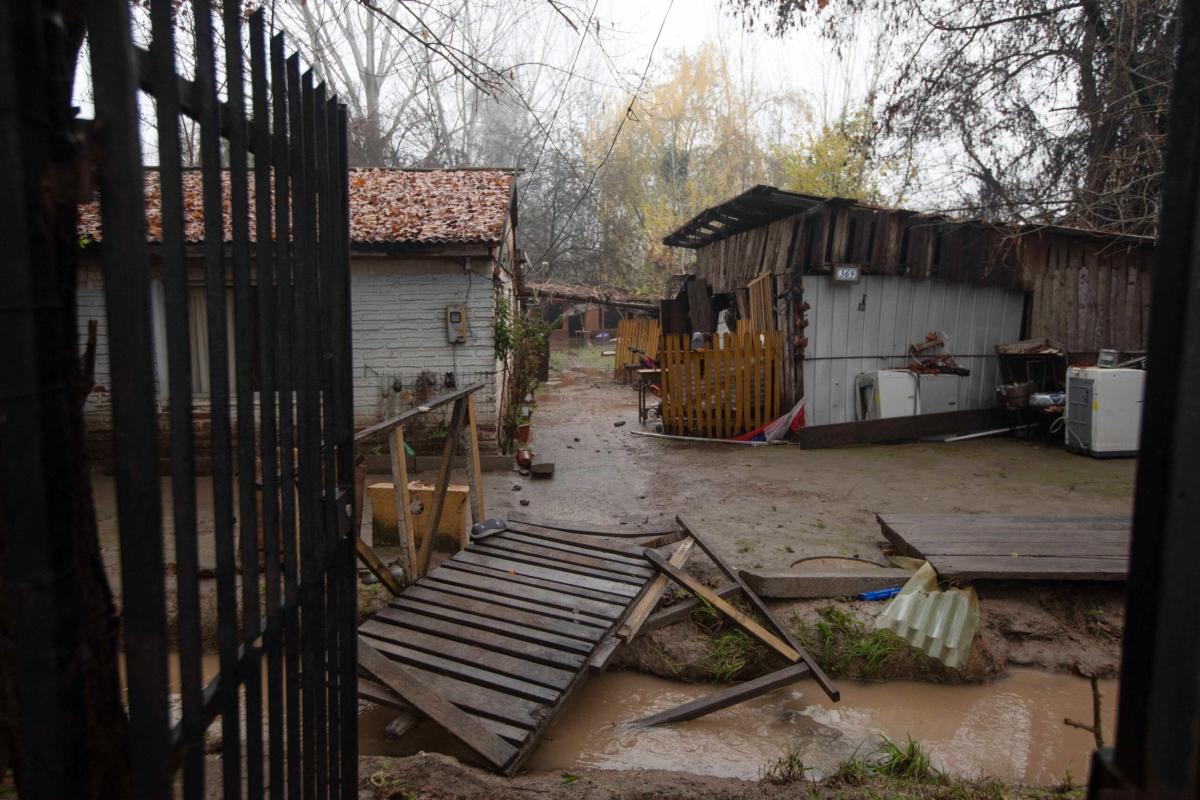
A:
[[520, 670, 1116, 784]]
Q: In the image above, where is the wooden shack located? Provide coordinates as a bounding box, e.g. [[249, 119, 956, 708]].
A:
[[663, 186, 1155, 427]]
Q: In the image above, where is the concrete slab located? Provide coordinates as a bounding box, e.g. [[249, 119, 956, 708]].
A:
[[739, 567, 913, 599]]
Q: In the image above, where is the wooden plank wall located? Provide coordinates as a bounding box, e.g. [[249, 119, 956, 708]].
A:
[[689, 204, 1155, 357], [611, 318, 661, 383], [747, 273, 774, 332], [659, 332, 782, 438]]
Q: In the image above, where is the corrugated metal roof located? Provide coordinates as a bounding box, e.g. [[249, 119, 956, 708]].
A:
[[76, 167, 516, 246], [874, 562, 980, 669], [662, 185, 1156, 250]]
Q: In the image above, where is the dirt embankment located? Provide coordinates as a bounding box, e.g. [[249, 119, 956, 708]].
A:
[[613, 573, 1124, 685], [359, 753, 1082, 800]]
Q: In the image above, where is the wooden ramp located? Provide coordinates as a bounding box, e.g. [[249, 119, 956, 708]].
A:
[[357, 514, 674, 774], [877, 513, 1131, 581]]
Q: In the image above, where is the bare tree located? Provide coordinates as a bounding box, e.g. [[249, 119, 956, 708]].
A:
[[728, 0, 1179, 236]]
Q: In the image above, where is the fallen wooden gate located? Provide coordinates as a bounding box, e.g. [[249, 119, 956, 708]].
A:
[[356, 513, 678, 773], [659, 331, 782, 437]]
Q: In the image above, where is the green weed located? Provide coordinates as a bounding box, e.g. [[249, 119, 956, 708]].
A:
[[873, 735, 940, 781], [763, 744, 813, 784], [704, 629, 756, 682], [830, 756, 871, 786]]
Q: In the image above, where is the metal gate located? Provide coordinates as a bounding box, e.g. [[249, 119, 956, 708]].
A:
[[86, 1, 354, 797]]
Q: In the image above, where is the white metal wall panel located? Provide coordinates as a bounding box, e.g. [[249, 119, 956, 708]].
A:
[[802, 275, 1025, 426]]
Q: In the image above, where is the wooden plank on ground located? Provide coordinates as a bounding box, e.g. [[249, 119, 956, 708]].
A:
[[642, 549, 800, 663], [360, 630, 562, 703], [798, 407, 1009, 449], [364, 609, 586, 670], [677, 516, 840, 701], [394, 587, 601, 644], [507, 511, 679, 538], [472, 538, 653, 580], [454, 550, 642, 598], [640, 584, 742, 634], [426, 565, 625, 619], [357, 679, 527, 744], [627, 664, 812, 728], [357, 638, 519, 769], [927, 555, 1128, 581], [499, 522, 648, 561], [617, 538, 695, 642]]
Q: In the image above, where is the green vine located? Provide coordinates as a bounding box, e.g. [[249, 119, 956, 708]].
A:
[[494, 297, 552, 453]]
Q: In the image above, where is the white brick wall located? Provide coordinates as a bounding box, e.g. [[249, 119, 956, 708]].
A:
[[350, 258, 507, 446], [77, 255, 512, 458]]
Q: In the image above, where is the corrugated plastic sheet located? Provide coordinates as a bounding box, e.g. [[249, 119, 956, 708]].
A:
[[874, 562, 980, 669]]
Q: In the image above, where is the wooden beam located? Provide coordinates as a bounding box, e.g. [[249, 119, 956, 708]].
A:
[[355, 537, 405, 597], [639, 584, 742, 634], [627, 664, 811, 728], [465, 394, 485, 529], [353, 382, 484, 444], [617, 538, 695, 642], [388, 425, 417, 582], [677, 516, 839, 701], [642, 550, 801, 663], [357, 637, 517, 770], [796, 407, 1008, 449], [417, 397, 468, 577]]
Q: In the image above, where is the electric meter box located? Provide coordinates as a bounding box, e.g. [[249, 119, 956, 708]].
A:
[[446, 304, 467, 344]]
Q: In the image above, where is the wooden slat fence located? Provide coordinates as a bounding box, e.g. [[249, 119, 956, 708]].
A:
[[660, 332, 782, 438], [611, 317, 661, 383]]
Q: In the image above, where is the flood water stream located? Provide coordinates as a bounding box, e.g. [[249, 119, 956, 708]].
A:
[[361, 668, 1116, 785]]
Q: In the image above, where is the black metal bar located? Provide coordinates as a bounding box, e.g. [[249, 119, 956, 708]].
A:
[[300, 68, 331, 800], [1095, 0, 1200, 794], [223, 3, 264, 795], [274, 35, 303, 800], [0, 2, 88, 796], [85, 0, 173, 796], [334, 100, 359, 800], [288, 56, 320, 800], [313, 81, 339, 797], [250, 11, 286, 800], [193, 1, 242, 795], [149, 1, 204, 796]]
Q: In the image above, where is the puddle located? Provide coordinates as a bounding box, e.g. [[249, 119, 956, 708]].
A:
[[523, 669, 1115, 784]]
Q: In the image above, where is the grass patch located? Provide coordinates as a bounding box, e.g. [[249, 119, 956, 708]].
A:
[[873, 735, 940, 781], [763, 744, 813, 784], [795, 604, 904, 678], [704, 629, 757, 682]]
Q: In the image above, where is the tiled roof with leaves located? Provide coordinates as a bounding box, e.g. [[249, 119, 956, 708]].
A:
[[77, 168, 515, 245]]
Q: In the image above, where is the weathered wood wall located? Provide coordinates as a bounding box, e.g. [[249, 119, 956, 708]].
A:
[[690, 203, 1154, 356]]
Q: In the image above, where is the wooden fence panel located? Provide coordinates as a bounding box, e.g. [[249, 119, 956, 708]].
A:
[[660, 332, 782, 437], [611, 318, 662, 383]]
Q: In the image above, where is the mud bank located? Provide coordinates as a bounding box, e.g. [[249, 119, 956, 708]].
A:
[[614, 582, 1125, 684], [359, 753, 1083, 800]]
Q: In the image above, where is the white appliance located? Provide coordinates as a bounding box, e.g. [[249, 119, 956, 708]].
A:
[[1065, 367, 1145, 457], [856, 370, 919, 420], [916, 373, 961, 414]]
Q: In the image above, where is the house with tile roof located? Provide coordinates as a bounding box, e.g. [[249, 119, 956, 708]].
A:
[[76, 167, 521, 461]]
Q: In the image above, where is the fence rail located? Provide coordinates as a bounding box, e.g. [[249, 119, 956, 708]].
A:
[[660, 332, 782, 438]]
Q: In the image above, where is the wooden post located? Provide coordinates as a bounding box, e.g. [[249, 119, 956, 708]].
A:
[[388, 425, 416, 583], [465, 393, 485, 530], [416, 397, 468, 577], [617, 537, 695, 642]]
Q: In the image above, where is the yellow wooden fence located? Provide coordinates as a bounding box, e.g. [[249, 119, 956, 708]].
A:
[[611, 317, 661, 383], [659, 331, 782, 438]]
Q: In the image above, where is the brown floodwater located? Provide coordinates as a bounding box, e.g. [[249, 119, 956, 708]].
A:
[[361, 668, 1117, 786]]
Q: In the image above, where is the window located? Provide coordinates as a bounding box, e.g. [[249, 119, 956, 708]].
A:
[[151, 281, 260, 399]]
